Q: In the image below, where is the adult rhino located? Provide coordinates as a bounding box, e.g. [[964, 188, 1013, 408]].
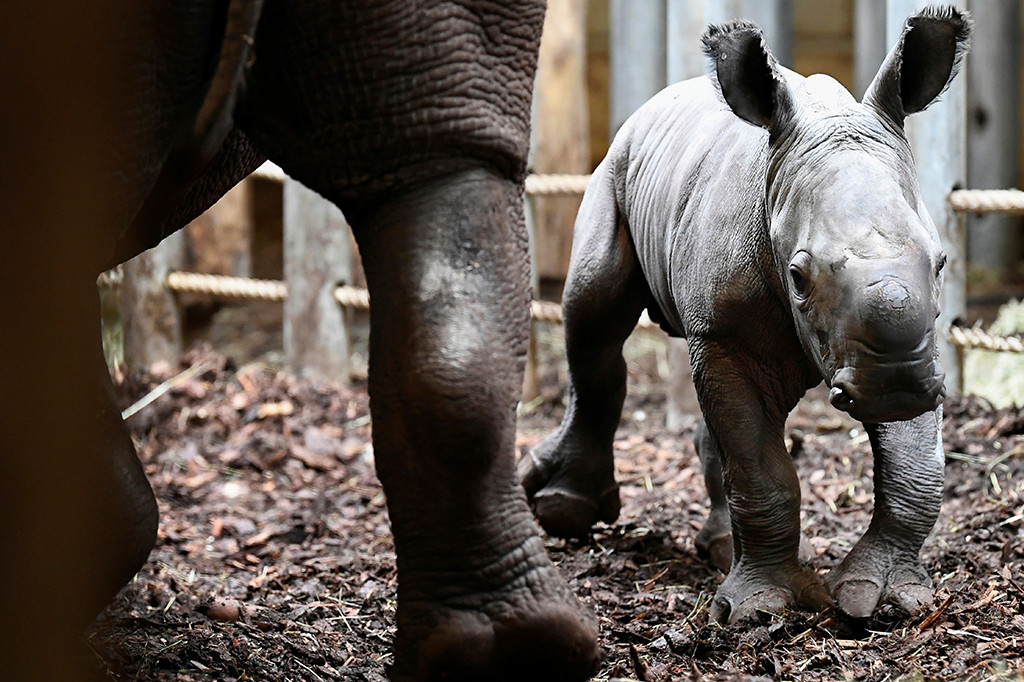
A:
[[0, 2, 599, 681], [521, 6, 970, 624]]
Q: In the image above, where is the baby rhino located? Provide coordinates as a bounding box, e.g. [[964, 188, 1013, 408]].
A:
[[520, 6, 970, 623]]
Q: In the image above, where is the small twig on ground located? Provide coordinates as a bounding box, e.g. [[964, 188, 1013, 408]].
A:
[[628, 643, 653, 682], [121, 360, 212, 420], [1003, 565, 1024, 598], [919, 591, 957, 630]]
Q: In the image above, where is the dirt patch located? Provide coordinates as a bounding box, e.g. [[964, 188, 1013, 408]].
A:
[[89, 345, 1024, 681]]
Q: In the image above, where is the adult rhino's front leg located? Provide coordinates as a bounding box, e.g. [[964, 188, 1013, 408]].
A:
[[692, 341, 830, 623], [352, 169, 599, 682], [830, 409, 944, 618]]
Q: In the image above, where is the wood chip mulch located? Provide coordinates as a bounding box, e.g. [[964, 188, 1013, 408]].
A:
[[88, 347, 1024, 681]]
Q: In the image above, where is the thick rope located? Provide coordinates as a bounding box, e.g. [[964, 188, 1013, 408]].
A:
[[251, 163, 590, 197], [948, 189, 1024, 215], [333, 284, 369, 309], [165, 271, 288, 301], [525, 173, 592, 196], [948, 325, 1024, 354], [97, 175, 1024, 352], [102, 270, 1017, 349], [255, 165, 1024, 210], [96, 266, 123, 289]]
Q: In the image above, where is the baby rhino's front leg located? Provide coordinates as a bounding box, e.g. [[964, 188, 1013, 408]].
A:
[[830, 410, 945, 618], [694, 343, 830, 623]]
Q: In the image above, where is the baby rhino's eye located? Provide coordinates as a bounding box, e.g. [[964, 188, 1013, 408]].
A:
[[790, 265, 808, 298]]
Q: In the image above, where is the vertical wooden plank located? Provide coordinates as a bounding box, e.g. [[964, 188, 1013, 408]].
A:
[[121, 231, 184, 371], [665, 0, 724, 432], [667, 0, 714, 84], [184, 179, 252, 279], [533, 0, 590, 282], [966, 0, 1021, 271], [282, 179, 351, 382], [666, 1, 790, 431], [609, 0, 667, 136], [743, 0, 793, 66], [887, 0, 967, 395], [854, 0, 887, 97]]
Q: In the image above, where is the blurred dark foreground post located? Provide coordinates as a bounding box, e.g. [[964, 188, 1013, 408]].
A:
[[0, 4, 139, 680]]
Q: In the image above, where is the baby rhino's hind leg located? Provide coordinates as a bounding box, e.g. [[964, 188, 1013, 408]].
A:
[[694, 419, 733, 571], [519, 165, 653, 539]]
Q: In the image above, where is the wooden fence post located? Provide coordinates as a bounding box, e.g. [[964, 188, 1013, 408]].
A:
[[121, 231, 184, 371], [184, 179, 252, 280], [282, 179, 352, 382], [887, 0, 968, 395], [854, 0, 887, 98], [666, 1, 792, 431], [525, 0, 590, 402], [533, 0, 590, 283], [609, 0, 666, 137], [966, 0, 1021, 271], [742, 0, 793, 67], [665, 0, 721, 432]]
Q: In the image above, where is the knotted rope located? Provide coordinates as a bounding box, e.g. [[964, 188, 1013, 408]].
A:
[[948, 189, 1024, 215], [98, 173, 1024, 354]]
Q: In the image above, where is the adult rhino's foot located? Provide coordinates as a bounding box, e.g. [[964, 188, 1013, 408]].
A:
[[390, 534, 600, 682], [710, 561, 831, 624], [518, 431, 619, 539], [830, 535, 934, 619]]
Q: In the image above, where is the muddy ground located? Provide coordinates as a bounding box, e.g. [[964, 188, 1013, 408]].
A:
[[88, 329, 1023, 681]]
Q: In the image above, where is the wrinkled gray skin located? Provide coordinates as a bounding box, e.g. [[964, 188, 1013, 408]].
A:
[[521, 6, 970, 624], [0, 2, 600, 681]]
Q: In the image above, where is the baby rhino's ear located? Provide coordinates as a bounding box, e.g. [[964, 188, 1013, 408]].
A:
[[701, 20, 794, 131], [863, 5, 972, 125]]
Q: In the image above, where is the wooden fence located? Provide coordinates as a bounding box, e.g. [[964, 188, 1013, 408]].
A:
[[103, 0, 1024, 402]]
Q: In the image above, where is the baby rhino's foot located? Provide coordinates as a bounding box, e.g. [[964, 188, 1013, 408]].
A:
[[518, 432, 619, 539], [694, 525, 816, 575], [695, 514, 733, 572], [710, 561, 831, 624], [831, 536, 934, 620]]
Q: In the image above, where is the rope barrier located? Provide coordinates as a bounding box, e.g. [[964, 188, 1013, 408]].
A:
[[250, 162, 591, 197], [254, 164, 1024, 209], [165, 271, 287, 301], [96, 267, 123, 289], [98, 270, 1016, 350], [948, 325, 1024, 354], [333, 284, 370, 309], [525, 174, 592, 196], [97, 176, 1024, 355], [948, 189, 1024, 215]]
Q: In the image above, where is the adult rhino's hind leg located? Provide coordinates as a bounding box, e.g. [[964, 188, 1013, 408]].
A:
[[830, 410, 944, 619], [519, 165, 651, 539], [351, 168, 599, 682]]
